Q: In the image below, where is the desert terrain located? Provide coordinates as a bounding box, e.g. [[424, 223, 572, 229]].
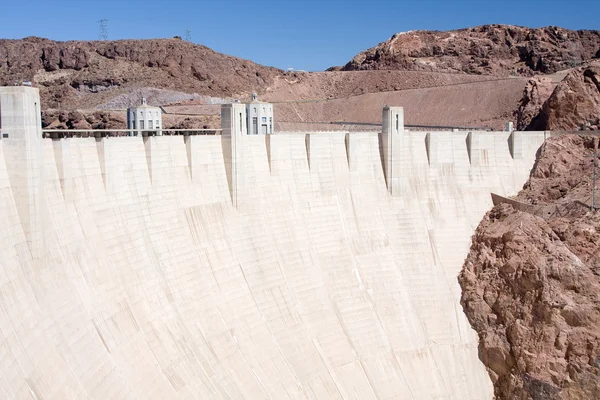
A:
[[2, 24, 599, 131]]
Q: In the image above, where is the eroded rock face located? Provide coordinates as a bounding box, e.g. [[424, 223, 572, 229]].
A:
[[339, 25, 600, 76], [460, 135, 600, 399], [515, 77, 555, 130], [41, 45, 90, 71], [527, 65, 600, 131], [41, 110, 126, 130], [168, 117, 207, 129], [0, 37, 280, 108]]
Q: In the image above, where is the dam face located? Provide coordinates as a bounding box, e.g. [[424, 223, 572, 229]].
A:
[[0, 87, 546, 399]]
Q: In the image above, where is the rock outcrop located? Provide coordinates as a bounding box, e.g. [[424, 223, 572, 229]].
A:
[[41, 110, 126, 130], [526, 64, 600, 131], [514, 77, 555, 130], [4, 26, 600, 132], [460, 135, 600, 399], [0, 37, 280, 109], [338, 25, 600, 76], [40, 110, 219, 131]]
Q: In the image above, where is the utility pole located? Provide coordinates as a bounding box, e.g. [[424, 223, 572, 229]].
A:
[[185, 28, 192, 42], [98, 19, 109, 40]]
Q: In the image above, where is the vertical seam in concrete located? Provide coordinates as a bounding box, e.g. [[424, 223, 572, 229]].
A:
[[265, 134, 272, 173], [388, 131, 393, 194], [232, 134, 237, 208], [305, 134, 311, 170], [425, 132, 432, 166], [508, 131, 515, 159], [53, 139, 66, 200], [466, 132, 473, 165], [143, 136, 152, 186], [184, 135, 193, 181], [378, 132, 387, 187], [344, 133, 351, 169], [95, 137, 107, 190]]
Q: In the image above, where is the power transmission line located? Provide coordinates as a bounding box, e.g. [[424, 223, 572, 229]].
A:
[[185, 29, 192, 42], [98, 19, 109, 40]]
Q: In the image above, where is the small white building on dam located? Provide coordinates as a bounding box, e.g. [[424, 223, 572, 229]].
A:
[[127, 97, 162, 136], [246, 94, 273, 135]]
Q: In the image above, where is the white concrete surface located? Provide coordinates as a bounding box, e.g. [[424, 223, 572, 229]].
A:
[[0, 86, 46, 258], [127, 98, 163, 135], [0, 92, 547, 399], [246, 99, 274, 135]]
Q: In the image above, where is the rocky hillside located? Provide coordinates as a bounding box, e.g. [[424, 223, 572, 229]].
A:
[[337, 25, 600, 76], [525, 63, 600, 131], [0, 37, 280, 109], [514, 76, 556, 130], [41, 109, 125, 130], [2, 27, 599, 132], [460, 135, 600, 399]]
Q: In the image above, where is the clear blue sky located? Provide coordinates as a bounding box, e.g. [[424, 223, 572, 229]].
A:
[[1, 0, 598, 71]]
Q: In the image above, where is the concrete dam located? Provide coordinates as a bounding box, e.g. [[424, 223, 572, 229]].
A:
[[0, 87, 547, 399]]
